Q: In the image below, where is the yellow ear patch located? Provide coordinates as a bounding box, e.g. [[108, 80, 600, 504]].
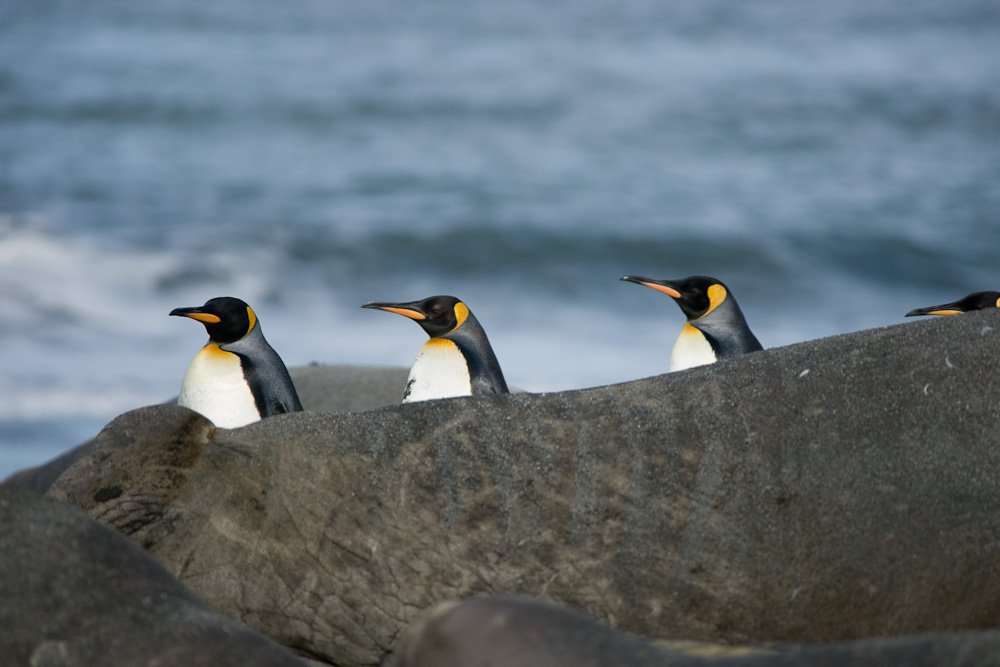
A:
[[246, 306, 257, 333], [995, 297, 1000, 308], [704, 283, 728, 315], [452, 302, 470, 332], [188, 312, 222, 324]]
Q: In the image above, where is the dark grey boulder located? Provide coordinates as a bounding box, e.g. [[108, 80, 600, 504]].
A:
[[390, 596, 1000, 667], [0, 484, 312, 667], [28, 311, 1000, 665]]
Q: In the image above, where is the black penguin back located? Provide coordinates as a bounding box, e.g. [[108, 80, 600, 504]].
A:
[[446, 312, 508, 395], [224, 322, 304, 417]]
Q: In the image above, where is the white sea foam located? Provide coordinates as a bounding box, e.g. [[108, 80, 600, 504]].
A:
[[2, 0, 996, 479], [0, 221, 276, 419]]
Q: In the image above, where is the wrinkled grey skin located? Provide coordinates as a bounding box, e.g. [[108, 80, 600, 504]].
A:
[[6, 312, 1000, 666], [390, 596, 1000, 667], [3, 364, 409, 494], [0, 484, 311, 667]]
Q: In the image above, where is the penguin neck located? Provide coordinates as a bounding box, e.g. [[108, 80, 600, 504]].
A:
[[669, 322, 717, 371], [690, 305, 763, 357], [213, 322, 261, 352], [403, 338, 473, 403], [177, 343, 262, 428], [442, 321, 508, 395]]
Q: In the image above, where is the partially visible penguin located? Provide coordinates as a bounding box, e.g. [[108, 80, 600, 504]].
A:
[[906, 291, 1000, 317], [620, 274, 763, 371], [170, 296, 303, 427], [362, 295, 508, 403]]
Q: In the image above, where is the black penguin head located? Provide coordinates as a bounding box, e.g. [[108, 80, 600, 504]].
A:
[[905, 291, 1000, 317], [362, 295, 470, 338], [620, 275, 730, 321], [170, 296, 258, 344]]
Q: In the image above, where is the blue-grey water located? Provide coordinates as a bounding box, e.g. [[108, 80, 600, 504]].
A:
[[1, 0, 998, 479]]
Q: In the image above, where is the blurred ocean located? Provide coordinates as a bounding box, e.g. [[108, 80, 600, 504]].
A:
[[1, 0, 998, 479]]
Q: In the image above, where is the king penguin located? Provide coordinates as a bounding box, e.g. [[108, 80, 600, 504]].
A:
[[362, 295, 508, 403], [905, 291, 1000, 317], [170, 296, 303, 428], [620, 274, 763, 371]]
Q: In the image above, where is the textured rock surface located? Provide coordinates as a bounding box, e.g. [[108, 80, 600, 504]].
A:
[[20, 311, 1000, 665], [0, 484, 311, 667]]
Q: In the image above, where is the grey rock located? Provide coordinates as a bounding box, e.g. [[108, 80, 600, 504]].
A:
[[33, 311, 1000, 665], [0, 484, 312, 667]]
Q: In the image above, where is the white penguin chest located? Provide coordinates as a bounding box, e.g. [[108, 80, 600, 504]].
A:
[[177, 344, 261, 428], [403, 339, 472, 403], [670, 323, 717, 372]]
